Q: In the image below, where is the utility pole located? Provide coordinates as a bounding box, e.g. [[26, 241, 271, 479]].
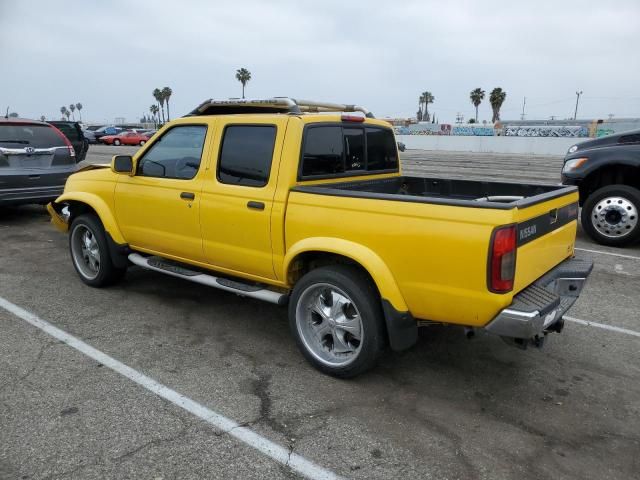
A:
[[574, 90, 583, 120], [520, 97, 526, 120]]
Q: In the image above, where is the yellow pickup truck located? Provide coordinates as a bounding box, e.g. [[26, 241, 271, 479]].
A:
[[48, 98, 593, 377]]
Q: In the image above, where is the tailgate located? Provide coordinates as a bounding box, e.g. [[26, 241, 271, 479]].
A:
[[512, 190, 580, 294]]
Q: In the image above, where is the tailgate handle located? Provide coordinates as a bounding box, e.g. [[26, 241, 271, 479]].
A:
[[247, 201, 265, 211]]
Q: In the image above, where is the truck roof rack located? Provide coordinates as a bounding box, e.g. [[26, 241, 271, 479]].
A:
[[186, 97, 374, 118]]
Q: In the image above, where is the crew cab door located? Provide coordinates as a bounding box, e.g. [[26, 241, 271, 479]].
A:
[[114, 123, 210, 262], [200, 117, 288, 280]]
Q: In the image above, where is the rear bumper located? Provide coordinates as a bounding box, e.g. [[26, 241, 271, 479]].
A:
[[0, 185, 65, 205], [484, 255, 593, 344]]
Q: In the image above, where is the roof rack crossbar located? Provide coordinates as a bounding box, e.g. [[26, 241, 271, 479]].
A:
[[187, 97, 374, 118]]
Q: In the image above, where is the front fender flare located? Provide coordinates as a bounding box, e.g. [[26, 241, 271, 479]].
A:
[[284, 237, 408, 313], [55, 192, 126, 245]]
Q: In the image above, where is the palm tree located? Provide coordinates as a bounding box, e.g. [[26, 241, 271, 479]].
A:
[[150, 104, 159, 127], [161, 87, 172, 121], [421, 91, 434, 122], [69, 103, 76, 121], [153, 88, 165, 123], [235, 68, 252, 99], [40, 115, 46, 122], [60, 106, 67, 120], [489, 88, 507, 123], [75, 103, 83, 121], [64, 109, 71, 120], [470, 88, 485, 123]]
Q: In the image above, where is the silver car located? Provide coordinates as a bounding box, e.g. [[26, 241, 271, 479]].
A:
[[0, 118, 77, 205]]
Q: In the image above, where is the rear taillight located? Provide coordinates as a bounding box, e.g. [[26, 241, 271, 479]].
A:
[[50, 125, 76, 157], [489, 225, 517, 293]]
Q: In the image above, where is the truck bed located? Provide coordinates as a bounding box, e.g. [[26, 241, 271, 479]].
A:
[[292, 175, 577, 210]]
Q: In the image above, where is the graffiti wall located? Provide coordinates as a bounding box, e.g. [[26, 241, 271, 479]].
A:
[[503, 125, 588, 138], [394, 123, 494, 136]]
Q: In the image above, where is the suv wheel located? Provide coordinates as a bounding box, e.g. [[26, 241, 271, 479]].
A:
[[581, 185, 640, 247], [113, 139, 121, 146], [289, 265, 385, 378], [69, 214, 127, 287]]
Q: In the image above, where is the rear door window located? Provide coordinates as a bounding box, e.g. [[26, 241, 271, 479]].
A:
[[301, 126, 344, 176], [217, 125, 277, 187], [0, 124, 65, 148]]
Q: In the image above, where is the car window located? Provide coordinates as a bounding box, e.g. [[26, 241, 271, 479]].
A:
[[619, 134, 640, 144], [301, 126, 344, 177], [300, 125, 398, 178], [137, 125, 207, 180], [52, 123, 80, 142], [217, 125, 276, 187], [0, 124, 65, 148]]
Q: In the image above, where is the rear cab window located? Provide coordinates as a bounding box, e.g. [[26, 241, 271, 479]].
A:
[[300, 123, 398, 180]]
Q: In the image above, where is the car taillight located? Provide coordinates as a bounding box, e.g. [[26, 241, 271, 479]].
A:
[[50, 125, 76, 157], [341, 113, 365, 122], [489, 225, 517, 293]]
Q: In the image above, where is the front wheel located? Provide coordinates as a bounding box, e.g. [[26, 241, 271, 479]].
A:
[[69, 214, 126, 287], [581, 185, 640, 247], [288, 265, 385, 378]]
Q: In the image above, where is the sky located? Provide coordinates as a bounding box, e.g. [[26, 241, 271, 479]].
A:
[[1, 0, 639, 124]]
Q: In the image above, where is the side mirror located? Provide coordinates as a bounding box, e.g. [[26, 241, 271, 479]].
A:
[[111, 155, 134, 174]]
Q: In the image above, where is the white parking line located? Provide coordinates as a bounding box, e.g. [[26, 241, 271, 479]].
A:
[[575, 247, 640, 261], [0, 296, 344, 480], [564, 315, 640, 338]]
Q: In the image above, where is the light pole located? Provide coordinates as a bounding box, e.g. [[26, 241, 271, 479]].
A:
[[574, 90, 583, 120]]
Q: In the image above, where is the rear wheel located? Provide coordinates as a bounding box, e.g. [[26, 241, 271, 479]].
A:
[[113, 139, 121, 146], [288, 265, 385, 378], [581, 185, 640, 247], [139, 140, 146, 146], [69, 214, 126, 287]]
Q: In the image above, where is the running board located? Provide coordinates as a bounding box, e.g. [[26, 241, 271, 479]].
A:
[[128, 253, 287, 306]]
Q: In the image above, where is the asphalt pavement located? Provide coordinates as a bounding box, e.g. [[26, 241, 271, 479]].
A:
[[1, 145, 638, 480]]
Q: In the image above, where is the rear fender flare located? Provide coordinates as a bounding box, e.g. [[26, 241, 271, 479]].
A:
[[283, 237, 408, 312], [55, 192, 125, 245]]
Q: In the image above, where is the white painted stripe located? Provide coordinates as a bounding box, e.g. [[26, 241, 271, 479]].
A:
[[0, 296, 344, 480], [575, 247, 640, 261], [564, 315, 640, 338]]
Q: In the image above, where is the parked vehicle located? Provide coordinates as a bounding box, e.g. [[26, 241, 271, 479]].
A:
[[94, 126, 123, 142], [0, 118, 77, 205], [48, 98, 592, 377], [100, 131, 150, 146], [562, 129, 640, 246], [48, 121, 89, 162], [82, 129, 97, 144], [85, 125, 105, 132]]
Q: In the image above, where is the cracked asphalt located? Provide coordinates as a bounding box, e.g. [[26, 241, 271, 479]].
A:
[[1, 146, 639, 479]]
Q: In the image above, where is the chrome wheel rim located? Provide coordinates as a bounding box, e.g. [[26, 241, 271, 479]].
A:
[[70, 225, 101, 280], [295, 283, 363, 367], [591, 196, 638, 238]]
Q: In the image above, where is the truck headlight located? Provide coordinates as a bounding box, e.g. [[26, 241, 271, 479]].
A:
[[562, 157, 588, 173], [568, 145, 578, 153]]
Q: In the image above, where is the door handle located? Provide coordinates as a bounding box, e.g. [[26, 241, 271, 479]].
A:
[[180, 192, 195, 200], [247, 201, 265, 211]]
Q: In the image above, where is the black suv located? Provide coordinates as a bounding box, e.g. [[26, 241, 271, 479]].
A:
[[48, 121, 89, 162], [562, 129, 640, 246], [0, 118, 77, 206]]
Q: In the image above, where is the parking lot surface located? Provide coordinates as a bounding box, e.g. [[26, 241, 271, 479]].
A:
[[1, 145, 639, 480]]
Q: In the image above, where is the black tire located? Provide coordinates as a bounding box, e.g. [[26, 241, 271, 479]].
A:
[[288, 265, 385, 378], [113, 139, 121, 146], [69, 214, 126, 287], [581, 185, 640, 247]]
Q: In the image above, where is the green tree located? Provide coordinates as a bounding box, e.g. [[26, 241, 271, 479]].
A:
[[489, 88, 507, 123], [8, 112, 19, 118], [150, 104, 159, 127], [421, 91, 434, 122], [153, 88, 165, 123], [235, 68, 252, 99], [75, 103, 83, 121], [40, 115, 46, 121], [60, 106, 67, 120], [69, 103, 76, 121], [469, 88, 485, 122], [161, 87, 172, 121]]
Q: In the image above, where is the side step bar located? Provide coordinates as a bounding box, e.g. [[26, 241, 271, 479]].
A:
[[128, 253, 288, 306]]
